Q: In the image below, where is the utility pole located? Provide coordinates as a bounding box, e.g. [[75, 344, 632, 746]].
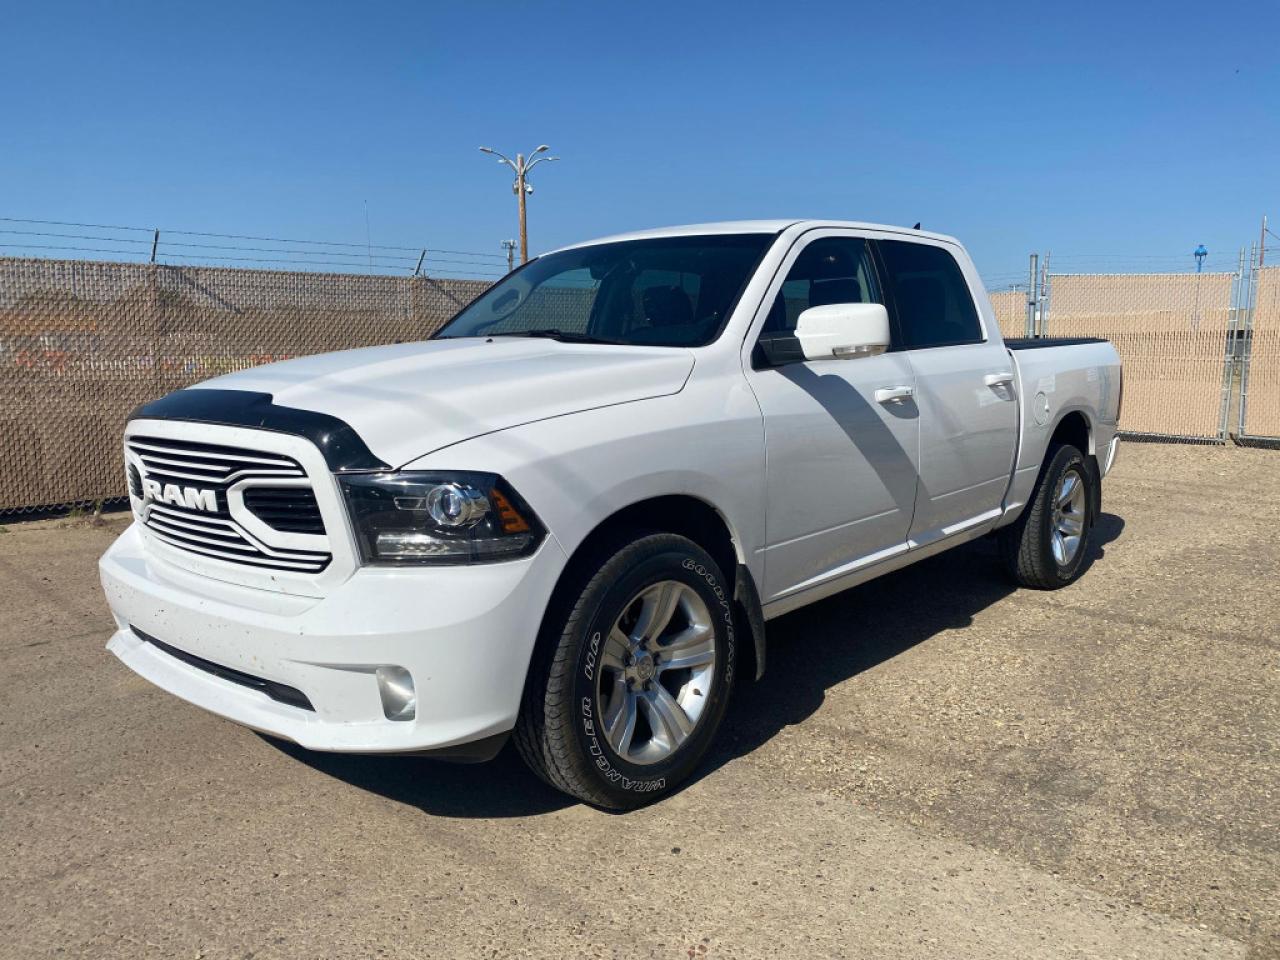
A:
[[1262, 214, 1268, 267], [478, 144, 560, 264], [501, 239, 517, 274]]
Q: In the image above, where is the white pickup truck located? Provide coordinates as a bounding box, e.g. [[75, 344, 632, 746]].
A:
[[100, 220, 1122, 808]]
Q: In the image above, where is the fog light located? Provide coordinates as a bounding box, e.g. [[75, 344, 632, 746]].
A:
[[376, 665, 416, 721]]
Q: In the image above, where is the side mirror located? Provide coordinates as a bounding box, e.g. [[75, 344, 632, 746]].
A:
[[794, 303, 890, 361]]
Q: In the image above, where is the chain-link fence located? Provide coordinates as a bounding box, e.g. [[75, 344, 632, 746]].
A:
[[1239, 265, 1280, 444], [987, 289, 1028, 340], [4, 250, 1277, 517], [1043, 272, 1236, 442], [0, 257, 489, 514]]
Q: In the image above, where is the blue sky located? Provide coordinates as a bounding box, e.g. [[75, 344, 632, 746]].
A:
[[1, 0, 1276, 285]]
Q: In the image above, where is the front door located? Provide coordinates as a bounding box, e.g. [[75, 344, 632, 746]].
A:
[[745, 232, 920, 604]]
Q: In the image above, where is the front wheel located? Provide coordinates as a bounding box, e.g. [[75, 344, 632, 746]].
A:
[[999, 443, 1094, 589], [514, 532, 736, 809]]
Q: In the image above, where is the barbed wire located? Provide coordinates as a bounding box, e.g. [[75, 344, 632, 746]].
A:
[[0, 216, 1254, 282], [0, 216, 510, 278], [982, 251, 1244, 289]]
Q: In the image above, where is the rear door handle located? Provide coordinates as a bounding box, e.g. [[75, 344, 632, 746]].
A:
[[875, 385, 915, 403], [984, 372, 1015, 387]]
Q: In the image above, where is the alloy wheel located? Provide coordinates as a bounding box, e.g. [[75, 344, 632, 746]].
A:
[[1051, 468, 1087, 566], [595, 580, 717, 765]]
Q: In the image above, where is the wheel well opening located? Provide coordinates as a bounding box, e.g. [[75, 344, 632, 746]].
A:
[[545, 495, 762, 683], [571, 495, 739, 582], [1051, 410, 1092, 456], [1048, 410, 1102, 523]]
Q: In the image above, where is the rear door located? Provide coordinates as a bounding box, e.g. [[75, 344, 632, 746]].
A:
[[876, 238, 1017, 545]]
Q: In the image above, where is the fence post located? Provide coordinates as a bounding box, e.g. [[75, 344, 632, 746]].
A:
[[1038, 254, 1051, 337], [1026, 253, 1038, 337], [1219, 251, 1244, 442], [1237, 244, 1260, 438]]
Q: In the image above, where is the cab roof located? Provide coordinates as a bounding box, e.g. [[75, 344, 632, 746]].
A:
[[550, 219, 960, 254]]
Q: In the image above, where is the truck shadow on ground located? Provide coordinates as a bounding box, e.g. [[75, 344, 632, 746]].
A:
[[702, 512, 1125, 786], [268, 513, 1124, 818]]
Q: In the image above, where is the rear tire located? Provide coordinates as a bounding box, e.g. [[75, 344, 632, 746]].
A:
[[515, 532, 736, 810], [999, 443, 1094, 589]]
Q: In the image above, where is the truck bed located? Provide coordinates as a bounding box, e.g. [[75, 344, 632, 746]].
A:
[[1001, 336, 1122, 524]]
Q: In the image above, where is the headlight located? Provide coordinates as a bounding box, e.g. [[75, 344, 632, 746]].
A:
[[339, 472, 545, 565]]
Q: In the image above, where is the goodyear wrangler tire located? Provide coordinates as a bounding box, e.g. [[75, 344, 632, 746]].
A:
[[514, 532, 736, 810], [999, 443, 1094, 589]]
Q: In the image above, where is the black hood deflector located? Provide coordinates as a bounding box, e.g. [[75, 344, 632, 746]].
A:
[[129, 389, 390, 472]]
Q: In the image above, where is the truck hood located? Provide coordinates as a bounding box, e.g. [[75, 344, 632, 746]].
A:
[[191, 337, 695, 467]]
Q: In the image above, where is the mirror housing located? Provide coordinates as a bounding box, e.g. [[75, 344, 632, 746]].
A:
[[794, 303, 890, 361]]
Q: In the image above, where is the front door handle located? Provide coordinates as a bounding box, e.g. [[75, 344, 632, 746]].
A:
[[875, 385, 915, 403], [984, 372, 1015, 387]]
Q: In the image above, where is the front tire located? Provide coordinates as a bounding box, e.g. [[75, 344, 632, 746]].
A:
[[1000, 443, 1094, 589], [515, 532, 736, 809]]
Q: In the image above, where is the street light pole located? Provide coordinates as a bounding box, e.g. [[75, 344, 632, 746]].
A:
[[478, 144, 559, 264], [515, 154, 529, 263]]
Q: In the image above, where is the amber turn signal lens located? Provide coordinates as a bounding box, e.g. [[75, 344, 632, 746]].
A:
[[490, 488, 531, 533]]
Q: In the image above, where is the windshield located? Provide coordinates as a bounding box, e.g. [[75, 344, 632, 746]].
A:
[[435, 233, 774, 347]]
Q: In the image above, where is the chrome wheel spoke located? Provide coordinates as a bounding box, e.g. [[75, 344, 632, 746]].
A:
[[1058, 473, 1080, 507], [1058, 513, 1084, 536], [657, 624, 715, 672], [640, 685, 693, 749], [601, 627, 630, 672], [603, 688, 638, 756], [630, 581, 685, 645]]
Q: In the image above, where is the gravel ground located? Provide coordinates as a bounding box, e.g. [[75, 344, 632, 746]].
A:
[[1, 441, 1276, 959]]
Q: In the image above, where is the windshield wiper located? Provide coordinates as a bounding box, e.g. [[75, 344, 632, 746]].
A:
[[489, 328, 622, 345]]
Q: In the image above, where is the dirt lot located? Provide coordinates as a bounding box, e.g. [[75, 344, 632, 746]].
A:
[[1, 442, 1277, 959]]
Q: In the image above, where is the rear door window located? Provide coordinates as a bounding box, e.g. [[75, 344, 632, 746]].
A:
[[877, 240, 983, 349]]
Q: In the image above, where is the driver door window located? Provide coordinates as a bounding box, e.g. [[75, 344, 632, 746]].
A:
[[761, 237, 883, 336]]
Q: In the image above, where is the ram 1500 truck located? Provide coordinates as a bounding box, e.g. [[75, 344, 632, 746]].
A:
[[100, 220, 1122, 808]]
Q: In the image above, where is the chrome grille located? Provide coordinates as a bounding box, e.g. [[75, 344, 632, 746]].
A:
[[127, 435, 331, 573], [128, 436, 307, 485]]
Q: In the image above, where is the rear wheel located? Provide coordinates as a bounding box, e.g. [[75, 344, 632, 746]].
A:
[[515, 532, 736, 809], [1000, 443, 1094, 589]]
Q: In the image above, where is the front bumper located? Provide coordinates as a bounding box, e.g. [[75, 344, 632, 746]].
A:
[[100, 522, 567, 754]]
